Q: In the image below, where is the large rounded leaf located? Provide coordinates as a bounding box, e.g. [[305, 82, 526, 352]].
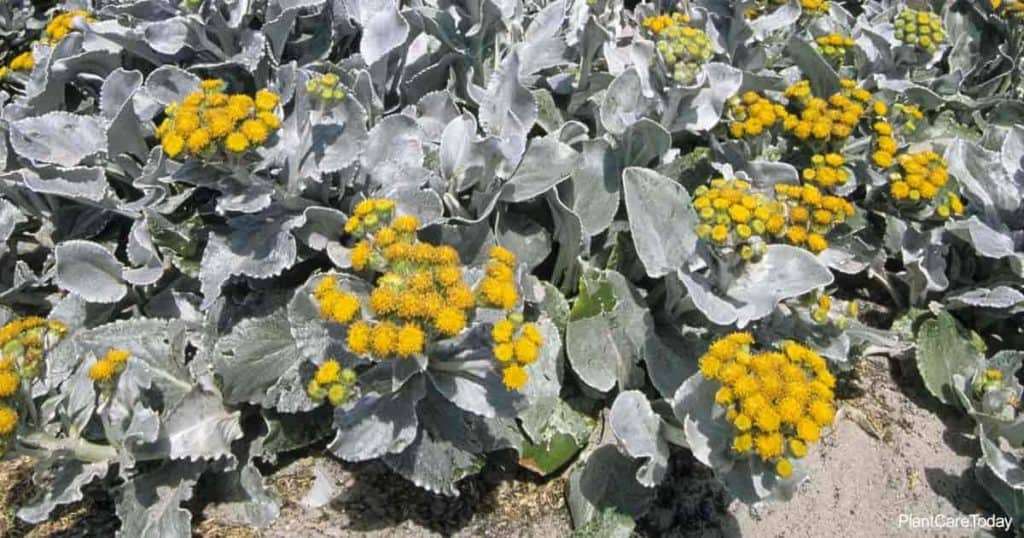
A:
[[623, 167, 699, 278], [55, 240, 127, 304]]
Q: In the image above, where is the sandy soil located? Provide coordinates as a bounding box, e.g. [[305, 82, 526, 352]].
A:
[[0, 354, 1007, 538]]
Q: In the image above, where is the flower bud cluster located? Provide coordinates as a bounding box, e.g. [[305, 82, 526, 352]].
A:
[[306, 73, 347, 105], [894, 9, 946, 54], [643, 13, 714, 84], [0, 317, 67, 455], [307, 359, 358, 406]]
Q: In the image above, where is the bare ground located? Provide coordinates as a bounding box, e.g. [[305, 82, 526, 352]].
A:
[[0, 354, 1006, 537]]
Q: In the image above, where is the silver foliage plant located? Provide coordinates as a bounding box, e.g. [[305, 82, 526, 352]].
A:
[[0, 0, 1021, 535]]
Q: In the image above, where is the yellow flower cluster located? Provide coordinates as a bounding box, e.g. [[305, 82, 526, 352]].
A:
[[815, 33, 855, 63], [491, 315, 543, 391], [0, 317, 67, 453], [344, 198, 399, 242], [347, 215, 476, 356], [699, 333, 836, 478], [478, 246, 519, 310], [3, 52, 34, 76], [894, 9, 946, 54], [773, 184, 855, 253], [798, 0, 829, 14], [886, 151, 964, 218], [156, 79, 281, 160], [801, 153, 849, 190], [0, 332, 23, 442], [728, 91, 788, 138], [0, 317, 66, 379], [87, 349, 131, 384], [781, 80, 872, 143], [644, 13, 714, 83], [315, 201, 537, 391], [43, 10, 94, 44], [888, 151, 948, 202], [306, 73, 347, 104], [313, 276, 362, 325], [729, 80, 882, 146], [693, 178, 783, 260], [870, 119, 898, 169], [307, 359, 358, 406], [0, 11, 92, 80], [641, 13, 689, 34]]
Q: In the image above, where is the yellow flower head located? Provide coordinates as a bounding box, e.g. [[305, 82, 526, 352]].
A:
[[346, 321, 372, 354], [494, 343, 515, 362], [255, 89, 280, 111], [0, 370, 19, 398], [492, 320, 515, 344], [9, 51, 34, 72], [0, 406, 17, 435], [88, 359, 116, 383], [775, 458, 793, 478], [241, 119, 269, 144], [224, 132, 250, 153], [351, 241, 372, 270], [327, 384, 350, 406], [371, 322, 397, 357], [162, 133, 186, 158], [502, 364, 528, 391], [396, 324, 425, 357], [393, 215, 420, 233], [434, 308, 467, 336], [513, 337, 539, 364], [315, 360, 342, 385], [521, 323, 543, 345]]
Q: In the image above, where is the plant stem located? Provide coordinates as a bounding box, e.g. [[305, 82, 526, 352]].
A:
[[18, 432, 117, 463]]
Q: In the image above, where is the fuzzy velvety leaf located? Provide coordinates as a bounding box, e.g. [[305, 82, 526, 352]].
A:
[[328, 376, 425, 461], [600, 68, 649, 135], [10, 112, 107, 167], [382, 428, 484, 497], [570, 139, 620, 237], [215, 308, 315, 413], [116, 462, 203, 538], [360, 115, 427, 188], [198, 215, 300, 309], [610, 391, 668, 487], [17, 459, 109, 524], [915, 312, 985, 406], [946, 286, 1024, 312], [786, 34, 840, 97], [947, 217, 1018, 259], [660, 63, 742, 132], [566, 445, 653, 528], [673, 372, 732, 470], [623, 167, 698, 278], [500, 136, 579, 202], [54, 240, 127, 304], [361, 7, 409, 64], [947, 139, 1022, 216], [159, 385, 243, 462], [726, 245, 834, 327]]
